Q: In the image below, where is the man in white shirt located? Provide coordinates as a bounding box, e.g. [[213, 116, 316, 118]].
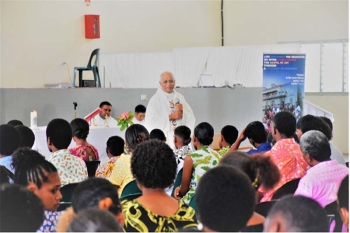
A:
[[132, 104, 146, 125], [144, 71, 195, 148], [91, 101, 118, 127]]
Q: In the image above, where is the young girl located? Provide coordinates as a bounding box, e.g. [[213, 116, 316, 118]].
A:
[[12, 148, 63, 232], [173, 125, 192, 173]]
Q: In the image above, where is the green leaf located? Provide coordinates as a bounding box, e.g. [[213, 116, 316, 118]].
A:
[[212, 160, 217, 166], [201, 166, 210, 171], [120, 124, 126, 131], [190, 153, 203, 158]]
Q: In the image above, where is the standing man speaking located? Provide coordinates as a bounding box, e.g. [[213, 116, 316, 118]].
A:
[[145, 71, 195, 148]]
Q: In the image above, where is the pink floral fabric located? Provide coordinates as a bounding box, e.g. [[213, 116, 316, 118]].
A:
[[69, 144, 99, 161], [95, 156, 119, 178]]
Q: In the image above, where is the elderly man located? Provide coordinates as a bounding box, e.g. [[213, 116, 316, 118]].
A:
[[294, 130, 348, 207], [145, 71, 195, 148]]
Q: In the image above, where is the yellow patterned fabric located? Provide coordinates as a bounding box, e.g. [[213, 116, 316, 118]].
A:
[[108, 153, 134, 196], [122, 199, 197, 232], [218, 146, 230, 156]]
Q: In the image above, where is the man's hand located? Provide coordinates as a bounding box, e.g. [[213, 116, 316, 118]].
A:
[[175, 103, 183, 112], [169, 111, 183, 120]]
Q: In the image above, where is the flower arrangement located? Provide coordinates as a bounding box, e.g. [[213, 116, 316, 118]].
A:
[[117, 111, 134, 131]]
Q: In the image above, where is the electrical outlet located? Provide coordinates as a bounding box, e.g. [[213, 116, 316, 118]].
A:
[[141, 95, 147, 100], [60, 62, 66, 66]]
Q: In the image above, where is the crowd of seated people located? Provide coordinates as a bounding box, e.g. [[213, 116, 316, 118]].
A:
[[0, 110, 348, 232]]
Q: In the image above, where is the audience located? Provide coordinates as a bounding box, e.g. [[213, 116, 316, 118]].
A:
[[259, 112, 309, 202], [133, 104, 146, 125], [67, 208, 123, 232], [195, 166, 256, 232], [15, 125, 35, 148], [338, 175, 349, 231], [123, 140, 197, 232], [12, 148, 62, 232], [69, 118, 99, 161], [229, 121, 272, 155], [319, 116, 347, 165], [96, 136, 125, 178], [219, 151, 280, 232], [58, 177, 124, 232], [150, 128, 167, 141], [295, 130, 348, 207], [7, 119, 23, 126], [0, 183, 45, 232], [174, 122, 219, 204], [0, 124, 21, 175], [173, 125, 192, 170], [264, 195, 328, 232], [296, 114, 346, 165], [218, 125, 238, 156], [46, 118, 88, 186], [109, 124, 149, 196]]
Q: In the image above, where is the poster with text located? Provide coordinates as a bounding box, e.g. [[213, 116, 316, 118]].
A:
[[262, 54, 306, 133]]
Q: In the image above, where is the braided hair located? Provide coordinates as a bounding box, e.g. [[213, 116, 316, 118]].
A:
[[125, 124, 149, 152], [12, 148, 57, 189]]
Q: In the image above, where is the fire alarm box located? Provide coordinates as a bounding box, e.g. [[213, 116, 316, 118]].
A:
[[85, 15, 100, 39]]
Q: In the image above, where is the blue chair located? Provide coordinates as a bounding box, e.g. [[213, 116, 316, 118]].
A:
[[85, 161, 100, 177], [72, 48, 101, 88], [189, 195, 197, 212], [120, 180, 142, 200], [171, 168, 183, 197]]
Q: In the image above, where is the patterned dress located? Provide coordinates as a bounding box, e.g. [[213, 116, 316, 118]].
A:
[[108, 154, 134, 196], [48, 149, 88, 187], [38, 210, 62, 232], [122, 199, 197, 232], [182, 146, 220, 204], [95, 156, 119, 178], [218, 146, 230, 156], [68, 144, 99, 161]]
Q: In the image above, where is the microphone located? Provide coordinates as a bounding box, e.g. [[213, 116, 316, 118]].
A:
[[175, 98, 180, 104]]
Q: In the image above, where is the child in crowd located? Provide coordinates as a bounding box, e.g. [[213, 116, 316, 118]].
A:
[[96, 136, 125, 178], [173, 126, 192, 172], [218, 125, 238, 156], [150, 129, 167, 142]]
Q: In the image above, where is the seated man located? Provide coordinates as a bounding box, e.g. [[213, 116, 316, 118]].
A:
[[0, 124, 21, 175], [218, 125, 238, 156], [229, 121, 271, 155], [89, 101, 118, 127], [57, 178, 124, 232], [295, 130, 348, 207], [296, 115, 346, 165], [259, 112, 309, 202], [133, 104, 146, 125], [264, 195, 328, 232], [46, 118, 88, 186]]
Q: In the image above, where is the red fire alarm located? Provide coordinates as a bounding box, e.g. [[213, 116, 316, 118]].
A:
[[84, 15, 100, 39]]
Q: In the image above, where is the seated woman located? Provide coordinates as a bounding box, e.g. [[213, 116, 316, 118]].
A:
[[174, 122, 220, 204], [219, 151, 281, 232], [108, 124, 149, 196], [69, 118, 99, 161], [95, 136, 124, 178], [122, 140, 197, 232], [12, 148, 63, 232]]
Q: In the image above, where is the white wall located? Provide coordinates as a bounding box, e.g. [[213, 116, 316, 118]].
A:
[[224, 1, 348, 46], [1, 1, 348, 88], [1, 0, 221, 88]]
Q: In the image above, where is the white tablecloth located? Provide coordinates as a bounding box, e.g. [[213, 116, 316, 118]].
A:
[[32, 126, 125, 164]]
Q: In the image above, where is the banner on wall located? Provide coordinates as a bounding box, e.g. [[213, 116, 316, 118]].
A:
[[262, 54, 306, 133]]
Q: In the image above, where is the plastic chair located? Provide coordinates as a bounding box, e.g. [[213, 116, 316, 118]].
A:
[[60, 182, 80, 202], [327, 214, 335, 232], [120, 193, 143, 202], [120, 180, 142, 199], [85, 161, 101, 177], [189, 195, 197, 212], [171, 168, 183, 197], [271, 178, 301, 200], [255, 200, 277, 217], [72, 48, 101, 88], [57, 202, 72, 211]]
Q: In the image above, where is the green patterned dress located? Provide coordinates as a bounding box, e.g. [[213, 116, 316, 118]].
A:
[[182, 146, 220, 204]]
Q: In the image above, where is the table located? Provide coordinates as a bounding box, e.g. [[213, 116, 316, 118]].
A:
[[32, 126, 125, 164]]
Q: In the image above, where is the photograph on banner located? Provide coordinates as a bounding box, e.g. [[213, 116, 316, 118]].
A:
[[262, 54, 306, 133]]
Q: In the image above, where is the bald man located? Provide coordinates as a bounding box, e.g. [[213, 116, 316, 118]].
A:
[[144, 72, 195, 148]]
